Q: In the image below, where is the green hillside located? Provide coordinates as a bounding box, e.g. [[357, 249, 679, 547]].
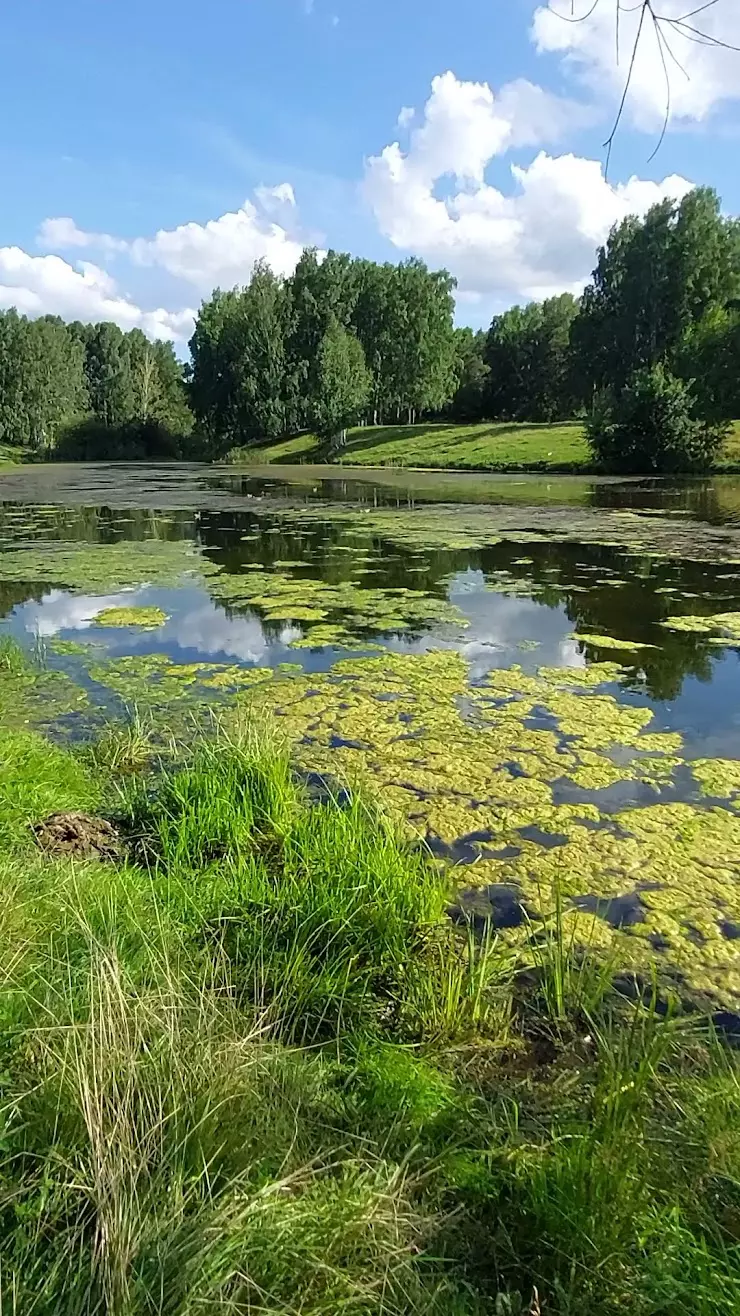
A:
[[244, 419, 740, 474]]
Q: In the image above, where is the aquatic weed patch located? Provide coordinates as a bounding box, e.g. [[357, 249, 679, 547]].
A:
[[572, 632, 658, 652], [95, 605, 169, 629], [0, 538, 212, 593], [209, 564, 465, 641], [692, 758, 740, 801], [247, 499, 740, 565], [660, 611, 740, 645], [87, 653, 277, 727], [232, 650, 740, 1007], [0, 636, 88, 732]]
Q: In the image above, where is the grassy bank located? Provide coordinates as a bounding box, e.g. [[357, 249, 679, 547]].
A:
[[243, 419, 740, 474], [2, 641, 740, 1312], [0, 441, 28, 470]]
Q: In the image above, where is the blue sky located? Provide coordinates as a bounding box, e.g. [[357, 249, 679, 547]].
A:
[[2, 0, 739, 344]]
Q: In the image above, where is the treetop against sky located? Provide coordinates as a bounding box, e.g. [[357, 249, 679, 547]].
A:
[[1, 0, 739, 345]]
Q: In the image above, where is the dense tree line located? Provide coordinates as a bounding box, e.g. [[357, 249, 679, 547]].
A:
[[1, 186, 739, 470], [189, 186, 740, 464], [0, 312, 192, 458], [449, 189, 740, 431], [189, 251, 458, 450]]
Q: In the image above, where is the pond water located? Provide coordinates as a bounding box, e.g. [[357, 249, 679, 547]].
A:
[[2, 462, 740, 1009]]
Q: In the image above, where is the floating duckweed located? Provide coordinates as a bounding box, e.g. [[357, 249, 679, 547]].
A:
[[0, 641, 89, 731], [48, 638, 98, 656], [263, 606, 328, 622], [199, 666, 275, 690], [660, 612, 740, 642], [692, 758, 740, 800], [209, 565, 464, 640], [224, 647, 740, 1003], [535, 663, 626, 687], [0, 540, 211, 593], [89, 652, 275, 715], [95, 606, 169, 629], [572, 633, 657, 652], [243, 653, 672, 838], [249, 500, 740, 565], [289, 626, 368, 650]]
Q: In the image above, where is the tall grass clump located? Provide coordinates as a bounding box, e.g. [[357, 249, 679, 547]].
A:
[[479, 1011, 740, 1315], [91, 707, 159, 774], [0, 634, 27, 675], [524, 879, 617, 1029], [2, 935, 470, 1315], [125, 722, 458, 1040]]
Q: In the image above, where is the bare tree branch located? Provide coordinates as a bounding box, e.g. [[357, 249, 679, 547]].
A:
[[545, 0, 739, 170], [603, 1, 648, 174]]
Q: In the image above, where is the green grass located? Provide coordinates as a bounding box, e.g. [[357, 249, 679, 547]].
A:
[[234, 421, 589, 472], [2, 651, 740, 1312], [716, 419, 740, 468], [0, 440, 31, 470], [236, 418, 740, 474]]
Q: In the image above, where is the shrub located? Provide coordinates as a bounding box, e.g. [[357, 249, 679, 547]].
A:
[[54, 418, 192, 462], [586, 364, 728, 474]]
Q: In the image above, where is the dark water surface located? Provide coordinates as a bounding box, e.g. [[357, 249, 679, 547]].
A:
[[0, 462, 739, 756], [2, 459, 740, 520]]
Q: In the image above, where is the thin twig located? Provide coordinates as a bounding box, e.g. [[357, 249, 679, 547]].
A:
[[668, 19, 740, 51], [604, 0, 649, 176], [546, 0, 739, 166], [648, 19, 673, 160]]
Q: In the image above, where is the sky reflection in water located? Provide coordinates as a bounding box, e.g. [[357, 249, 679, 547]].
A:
[[1, 463, 739, 763]]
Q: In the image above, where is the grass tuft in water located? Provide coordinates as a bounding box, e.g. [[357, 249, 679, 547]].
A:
[[90, 707, 160, 774]]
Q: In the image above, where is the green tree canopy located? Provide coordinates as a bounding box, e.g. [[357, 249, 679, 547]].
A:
[[0, 312, 88, 451], [485, 294, 578, 421], [311, 318, 371, 444], [81, 321, 135, 425], [189, 250, 459, 449], [448, 328, 489, 422], [574, 188, 740, 397]]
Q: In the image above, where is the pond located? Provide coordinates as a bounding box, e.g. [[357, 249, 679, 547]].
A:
[[2, 461, 740, 1010]]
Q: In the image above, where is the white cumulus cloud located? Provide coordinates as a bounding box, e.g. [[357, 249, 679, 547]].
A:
[[363, 70, 692, 301], [128, 195, 308, 292], [37, 217, 127, 254], [255, 182, 297, 210], [4, 184, 312, 342], [170, 601, 301, 662], [532, 0, 740, 128], [21, 588, 141, 637], [41, 189, 310, 296], [0, 247, 195, 341]]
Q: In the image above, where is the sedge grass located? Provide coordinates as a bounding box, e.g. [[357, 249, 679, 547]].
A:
[[90, 707, 160, 775], [124, 723, 451, 1041]]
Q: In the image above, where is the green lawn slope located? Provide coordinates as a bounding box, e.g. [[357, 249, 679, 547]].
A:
[[0, 442, 27, 470], [244, 419, 740, 474]]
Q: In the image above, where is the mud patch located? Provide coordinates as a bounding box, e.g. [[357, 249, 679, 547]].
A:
[[33, 811, 120, 859]]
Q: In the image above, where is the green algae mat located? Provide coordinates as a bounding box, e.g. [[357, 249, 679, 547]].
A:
[[2, 462, 740, 1012]]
